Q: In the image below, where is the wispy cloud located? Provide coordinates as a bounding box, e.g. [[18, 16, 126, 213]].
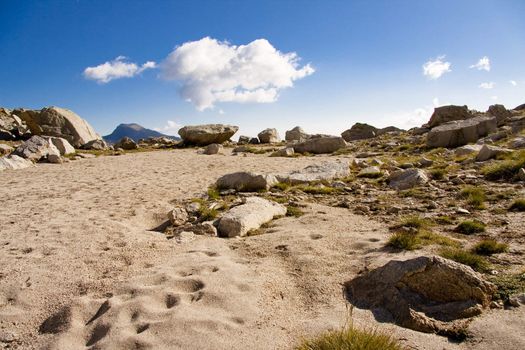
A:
[[479, 82, 495, 89], [160, 37, 314, 111], [84, 56, 157, 83], [422, 56, 451, 80], [469, 56, 490, 71], [154, 120, 181, 135], [510, 80, 517, 86]]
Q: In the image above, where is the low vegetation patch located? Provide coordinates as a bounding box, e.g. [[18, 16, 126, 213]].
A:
[[458, 186, 486, 210], [429, 168, 447, 180], [482, 150, 525, 181], [387, 231, 418, 250], [394, 216, 432, 230], [440, 248, 490, 272], [433, 215, 455, 225], [286, 205, 305, 218], [297, 185, 339, 195], [490, 272, 525, 301], [296, 324, 404, 350], [455, 220, 485, 234], [273, 182, 291, 191], [509, 198, 525, 212], [472, 239, 508, 255], [207, 187, 221, 200]]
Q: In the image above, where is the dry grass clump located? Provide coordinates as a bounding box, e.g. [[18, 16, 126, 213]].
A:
[[387, 216, 458, 250], [429, 167, 447, 180], [458, 186, 486, 209], [490, 271, 525, 301], [440, 248, 490, 272], [472, 239, 508, 255], [509, 198, 525, 212], [296, 324, 404, 350], [286, 205, 305, 218], [482, 150, 525, 180], [455, 220, 485, 234]]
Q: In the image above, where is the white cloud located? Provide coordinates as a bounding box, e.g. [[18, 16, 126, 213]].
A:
[[491, 96, 498, 100], [510, 80, 517, 86], [469, 56, 490, 71], [154, 120, 180, 135], [422, 56, 451, 79], [386, 97, 445, 129], [160, 37, 315, 111], [479, 82, 495, 89], [84, 56, 157, 83]]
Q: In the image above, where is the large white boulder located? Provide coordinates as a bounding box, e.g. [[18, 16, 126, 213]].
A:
[[293, 136, 347, 154], [178, 124, 238, 146], [218, 197, 286, 237], [12, 135, 60, 162], [0, 155, 34, 171]]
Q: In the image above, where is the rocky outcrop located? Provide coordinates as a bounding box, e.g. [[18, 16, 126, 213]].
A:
[[293, 136, 347, 154], [216, 172, 278, 191], [345, 256, 495, 336], [285, 126, 309, 142], [487, 104, 512, 126], [0, 108, 31, 140], [12, 135, 60, 162], [238, 135, 250, 144], [114, 137, 137, 150], [218, 197, 286, 237], [388, 168, 428, 190], [428, 105, 472, 128], [178, 124, 238, 146], [81, 139, 109, 150], [46, 137, 75, 155], [426, 116, 497, 148], [0, 155, 34, 171], [277, 161, 350, 184], [13, 106, 101, 147], [203, 143, 223, 155], [257, 128, 280, 143], [341, 123, 377, 141], [475, 144, 513, 162], [454, 144, 483, 156]]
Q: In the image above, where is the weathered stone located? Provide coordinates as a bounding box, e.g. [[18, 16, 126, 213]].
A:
[[488, 104, 512, 126], [14, 106, 101, 147], [509, 137, 525, 149], [203, 143, 223, 155], [428, 105, 472, 128], [345, 256, 495, 336], [47, 154, 63, 164], [238, 135, 250, 144], [426, 116, 497, 148], [271, 147, 294, 157], [418, 157, 434, 167], [277, 161, 350, 184], [0, 108, 31, 140], [388, 168, 428, 190], [216, 172, 278, 191], [12, 135, 60, 161], [0, 143, 13, 155], [0, 155, 34, 171], [46, 137, 75, 155], [358, 166, 382, 178], [455, 144, 483, 156], [81, 139, 109, 150], [218, 197, 286, 237], [293, 136, 347, 154], [475, 144, 513, 162], [341, 123, 378, 141], [257, 128, 280, 143], [114, 137, 137, 150], [285, 126, 309, 142], [178, 124, 238, 146], [168, 207, 189, 226], [249, 137, 260, 144]]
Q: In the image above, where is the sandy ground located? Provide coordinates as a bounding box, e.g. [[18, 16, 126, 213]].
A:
[[0, 149, 523, 349]]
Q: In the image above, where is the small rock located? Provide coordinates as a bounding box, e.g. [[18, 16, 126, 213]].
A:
[[114, 137, 138, 150], [203, 143, 223, 155], [168, 207, 189, 226], [418, 157, 434, 167], [456, 207, 470, 214], [518, 168, 525, 181], [271, 147, 294, 157], [47, 154, 63, 164], [388, 168, 428, 190], [475, 144, 513, 162], [358, 166, 382, 178], [216, 172, 278, 191], [257, 128, 280, 143]]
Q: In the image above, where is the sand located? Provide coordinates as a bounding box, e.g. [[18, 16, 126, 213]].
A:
[[0, 148, 523, 349]]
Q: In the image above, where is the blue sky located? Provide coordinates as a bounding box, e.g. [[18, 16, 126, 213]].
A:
[[1, 0, 524, 137]]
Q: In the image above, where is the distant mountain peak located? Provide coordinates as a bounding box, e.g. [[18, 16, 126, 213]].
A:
[[103, 123, 179, 143]]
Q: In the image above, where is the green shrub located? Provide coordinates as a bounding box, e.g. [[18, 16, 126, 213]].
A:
[[509, 198, 525, 212], [387, 231, 419, 250], [459, 186, 486, 209], [490, 272, 525, 301], [207, 187, 220, 200], [296, 325, 404, 350], [434, 215, 455, 225], [455, 220, 486, 234], [472, 239, 508, 255], [440, 248, 490, 272], [429, 168, 446, 180], [286, 206, 305, 218], [298, 185, 339, 195], [482, 151, 525, 180], [273, 182, 291, 191], [396, 216, 431, 230]]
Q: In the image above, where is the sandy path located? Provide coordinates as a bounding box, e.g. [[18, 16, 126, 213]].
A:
[[0, 149, 523, 349]]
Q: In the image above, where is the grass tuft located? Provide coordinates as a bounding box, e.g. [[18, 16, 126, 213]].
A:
[[490, 272, 525, 301], [429, 168, 447, 180], [387, 231, 419, 250], [296, 324, 404, 350], [440, 248, 490, 272], [458, 186, 486, 210], [286, 205, 305, 218], [482, 150, 525, 181], [207, 187, 220, 200], [509, 198, 525, 212], [455, 220, 486, 235], [472, 239, 508, 255]]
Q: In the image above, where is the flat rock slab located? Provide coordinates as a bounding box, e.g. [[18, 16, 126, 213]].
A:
[[426, 116, 497, 148], [277, 161, 350, 184], [216, 172, 278, 191], [292, 136, 347, 154], [218, 197, 286, 237], [178, 124, 238, 146], [345, 256, 495, 337]]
